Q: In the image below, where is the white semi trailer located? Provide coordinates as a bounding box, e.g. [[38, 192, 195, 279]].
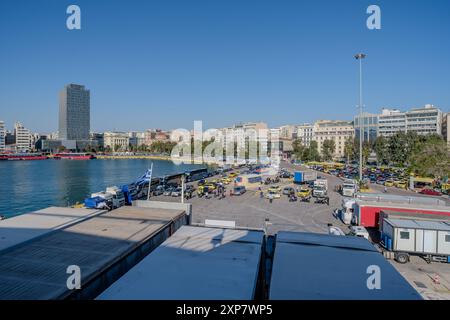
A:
[[380, 217, 450, 264]]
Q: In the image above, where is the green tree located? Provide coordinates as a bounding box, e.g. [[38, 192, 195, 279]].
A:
[[374, 136, 389, 165], [410, 135, 450, 178], [322, 139, 335, 161], [292, 139, 306, 160], [343, 137, 355, 163], [303, 141, 320, 162]]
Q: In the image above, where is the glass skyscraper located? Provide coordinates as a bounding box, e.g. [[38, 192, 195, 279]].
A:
[[59, 84, 90, 140]]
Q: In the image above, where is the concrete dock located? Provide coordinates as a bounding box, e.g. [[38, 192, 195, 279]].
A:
[[0, 205, 187, 300]]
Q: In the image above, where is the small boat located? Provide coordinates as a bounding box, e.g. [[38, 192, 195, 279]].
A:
[[53, 152, 96, 160], [0, 153, 48, 161]]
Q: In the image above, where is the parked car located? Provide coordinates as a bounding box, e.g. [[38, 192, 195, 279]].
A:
[[163, 187, 174, 196], [282, 187, 295, 195], [268, 185, 282, 193], [265, 191, 281, 199], [171, 187, 182, 197], [384, 180, 394, 187], [152, 185, 165, 196], [232, 186, 246, 195], [419, 188, 442, 196]]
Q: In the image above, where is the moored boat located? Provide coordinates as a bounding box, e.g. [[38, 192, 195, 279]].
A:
[[53, 152, 96, 160], [0, 153, 48, 161]]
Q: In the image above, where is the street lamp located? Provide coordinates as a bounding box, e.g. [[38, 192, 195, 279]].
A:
[[355, 53, 366, 182]]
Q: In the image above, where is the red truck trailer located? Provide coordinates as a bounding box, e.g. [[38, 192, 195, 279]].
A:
[[353, 201, 450, 228]]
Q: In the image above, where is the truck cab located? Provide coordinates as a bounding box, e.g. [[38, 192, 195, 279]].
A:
[[313, 179, 328, 197], [342, 179, 358, 197]]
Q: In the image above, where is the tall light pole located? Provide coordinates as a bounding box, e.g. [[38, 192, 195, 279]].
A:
[[355, 53, 366, 182]]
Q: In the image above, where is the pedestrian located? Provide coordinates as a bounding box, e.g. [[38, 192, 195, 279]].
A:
[[260, 190, 264, 199]]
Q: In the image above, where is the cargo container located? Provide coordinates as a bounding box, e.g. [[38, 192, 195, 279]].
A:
[[293, 171, 317, 184], [380, 218, 450, 264], [352, 200, 450, 228], [269, 231, 421, 300], [97, 226, 264, 300]]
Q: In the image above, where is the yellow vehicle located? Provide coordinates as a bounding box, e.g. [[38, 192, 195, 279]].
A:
[[268, 185, 281, 193], [197, 184, 216, 194], [221, 177, 232, 185], [228, 172, 238, 178], [297, 187, 311, 198], [384, 180, 394, 187], [395, 181, 408, 189]]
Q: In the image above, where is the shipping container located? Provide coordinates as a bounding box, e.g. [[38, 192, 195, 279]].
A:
[[353, 200, 450, 228], [380, 218, 450, 264], [97, 226, 264, 300]]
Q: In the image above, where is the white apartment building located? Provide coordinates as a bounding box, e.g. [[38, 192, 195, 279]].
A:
[[103, 132, 130, 151], [377, 104, 442, 137], [295, 123, 314, 146], [0, 120, 5, 153], [313, 120, 354, 159], [14, 122, 32, 152], [378, 109, 407, 137], [406, 104, 442, 135], [218, 122, 269, 148]]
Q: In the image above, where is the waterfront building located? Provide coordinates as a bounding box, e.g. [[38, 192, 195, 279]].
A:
[[368, 105, 442, 138], [279, 125, 296, 140], [14, 122, 32, 152], [128, 131, 146, 148], [103, 131, 130, 151], [90, 132, 104, 149], [144, 129, 170, 146], [442, 112, 450, 145], [377, 108, 406, 137], [294, 123, 314, 146], [313, 120, 354, 159], [0, 120, 5, 152], [354, 112, 379, 143], [405, 104, 442, 136], [5, 131, 15, 145], [40, 139, 62, 153], [59, 84, 90, 140]]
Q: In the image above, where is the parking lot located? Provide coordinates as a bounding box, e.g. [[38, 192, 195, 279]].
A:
[[151, 160, 450, 299]]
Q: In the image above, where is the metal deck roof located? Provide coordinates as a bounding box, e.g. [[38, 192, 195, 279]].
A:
[[0, 207, 105, 252], [385, 218, 450, 231], [97, 225, 264, 300], [0, 206, 186, 300], [269, 231, 422, 300]]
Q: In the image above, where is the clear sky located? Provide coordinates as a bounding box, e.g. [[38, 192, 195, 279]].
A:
[[1, 0, 449, 133]]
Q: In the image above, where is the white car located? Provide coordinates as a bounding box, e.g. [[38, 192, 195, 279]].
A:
[[348, 226, 370, 240]]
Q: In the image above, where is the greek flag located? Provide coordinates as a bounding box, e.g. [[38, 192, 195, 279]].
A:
[[135, 165, 153, 186]]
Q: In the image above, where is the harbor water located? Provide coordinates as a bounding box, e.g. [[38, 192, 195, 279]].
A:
[[0, 159, 203, 218]]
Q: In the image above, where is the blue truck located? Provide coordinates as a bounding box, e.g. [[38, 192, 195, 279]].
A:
[[294, 171, 317, 184]]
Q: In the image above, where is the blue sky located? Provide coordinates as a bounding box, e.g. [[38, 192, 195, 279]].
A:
[[1, 0, 449, 133]]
